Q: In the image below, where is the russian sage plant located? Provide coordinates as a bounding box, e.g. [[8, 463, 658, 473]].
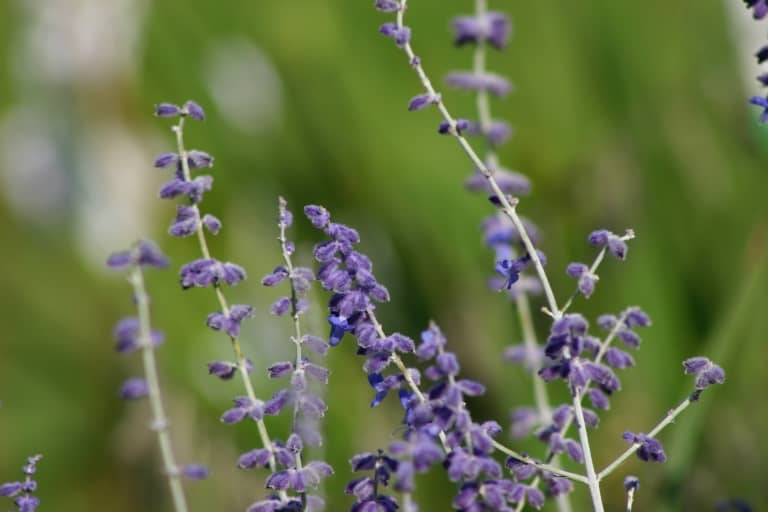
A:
[[91, 2, 735, 512]]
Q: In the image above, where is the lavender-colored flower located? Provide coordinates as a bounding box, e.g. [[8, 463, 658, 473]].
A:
[[181, 464, 209, 480], [375, 0, 401, 12], [182, 100, 206, 120], [119, 377, 149, 399], [1, 455, 42, 512], [587, 229, 631, 260], [438, 118, 471, 135], [179, 258, 246, 288], [451, 12, 511, 49], [379, 22, 411, 48], [107, 240, 169, 270], [682, 357, 725, 390], [155, 103, 181, 117], [745, 0, 768, 19], [465, 167, 530, 195], [445, 71, 512, 96], [622, 432, 667, 463], [206, 305, 254, 338], [408, 93, 441, 111], [154, 152, 179, 168], [748, 96, 768, 122], [113, 317, 163, 353], [566, 262, 598, 299], [208, 359, 253, 380]]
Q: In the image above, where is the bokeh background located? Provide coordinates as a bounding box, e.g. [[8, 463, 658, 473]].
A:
[[0, 0, 766, 510]]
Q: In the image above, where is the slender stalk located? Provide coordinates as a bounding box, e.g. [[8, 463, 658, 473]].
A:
[[394, 0, 559, 317], [130, 266, 188, 512], [490, 440, 589, 485], [173, 118, 282, 486], [597, 394, 694, 481], [572, 391, 605, 512], [626, 485, 637, 512], [277, 197, 307, 506]]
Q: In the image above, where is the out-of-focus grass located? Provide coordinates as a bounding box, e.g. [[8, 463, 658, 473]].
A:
[[0, 0, 766, 510]]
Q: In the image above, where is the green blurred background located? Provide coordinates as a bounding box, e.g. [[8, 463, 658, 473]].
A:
[[0, 0, 766, 510]]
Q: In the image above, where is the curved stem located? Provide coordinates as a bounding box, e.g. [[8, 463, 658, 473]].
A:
[[598, 393, 695, 481], [173, 118, 282, 490], [393, 0, 559, 317], [130, 266, 188, 512]]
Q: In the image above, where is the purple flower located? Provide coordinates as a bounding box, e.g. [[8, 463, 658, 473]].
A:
[[566, 262, 598, 298], [587, 229, 631, 260], [495, 255, 531, 289], [445, 71, 512, 96], [186, 150, 214, 169], [113, 317, 163, 353], [179, 258, 246, 288], [107, 240, 169, 270], [119, 377, 148, 399], [465, 167, 530, 195], [622, 432, 667, 463], [682, 357, 725, 390], [408, 92, 441, 111], [1, 455, 42, 512], [206, 305, 254, 337], [182, 100, 206, 120], [208, 360, 253, 380], [746, 0, 768, 19], [451, 12, 511, 49], [749, 96, 768, 123], [181, 464, 209, 480], [375, 0, 401, 12], [154, 152, 179, 168], [379, 23, 411, 48], [155, 103, 181, 117], [221, 396, 265, 424], [438, 118, 471, 135]]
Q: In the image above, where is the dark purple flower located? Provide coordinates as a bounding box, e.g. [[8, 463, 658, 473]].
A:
[[187, 150, 214, 169], [451, 12, 511, 49], [495, 255, 530, 289], [119, 377, 148, 399], [181, 464, 209, 480], [179, 258, 246, 288], [375, 0, 401, 12], [154, 152, 179, 168], [379, 22, 411, 48], [624, 475, 639, 491], [169, 205, 199, 237], [749, 96, 768, 122], [438, 118, 471, 135], [622, 432, 666, 463], [182, 100, 205, 120], [682, 357, 725, 390], [445, 71, 512, 96], [465, 167, 530, 195], [155, 103, 181, 117], [113, 317, 163, 353], [408, 93, 441, 111], [587, 229, 630, 260]]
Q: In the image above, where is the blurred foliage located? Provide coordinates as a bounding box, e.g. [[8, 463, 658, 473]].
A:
[[0, 0, 766, 511]]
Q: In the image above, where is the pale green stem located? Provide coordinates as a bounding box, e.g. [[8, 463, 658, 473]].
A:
[[394, 0, 559, 317], [572, 391, 605, 512], [130, 266, 188, 512], [173, 117, 284, 497], [597, 394, 694, 481], [277, 197, 307, 507]]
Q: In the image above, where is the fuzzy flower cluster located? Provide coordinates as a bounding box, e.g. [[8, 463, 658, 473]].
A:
[[243, 199, 334, 512], [0, 456, 42, 512]]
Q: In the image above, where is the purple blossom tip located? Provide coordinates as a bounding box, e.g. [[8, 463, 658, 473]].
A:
[[624, 475, 640, 491], [182, 100, 206, 120], [407, 93, 441, 111], [622, 432, 666, 463], [119, 377, 149, 400], [379, 23, 411, 48], [438, 118, 470, 135], [682, 357, 725, 390], [187, 150, 214, 169], [154, 152, 179, 168], [181, 464, 209, 479], [304, 205, 331, 228], [155, 103, 181, 117], [374, 0, 401, 12], [445, 72, 512, 97]]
